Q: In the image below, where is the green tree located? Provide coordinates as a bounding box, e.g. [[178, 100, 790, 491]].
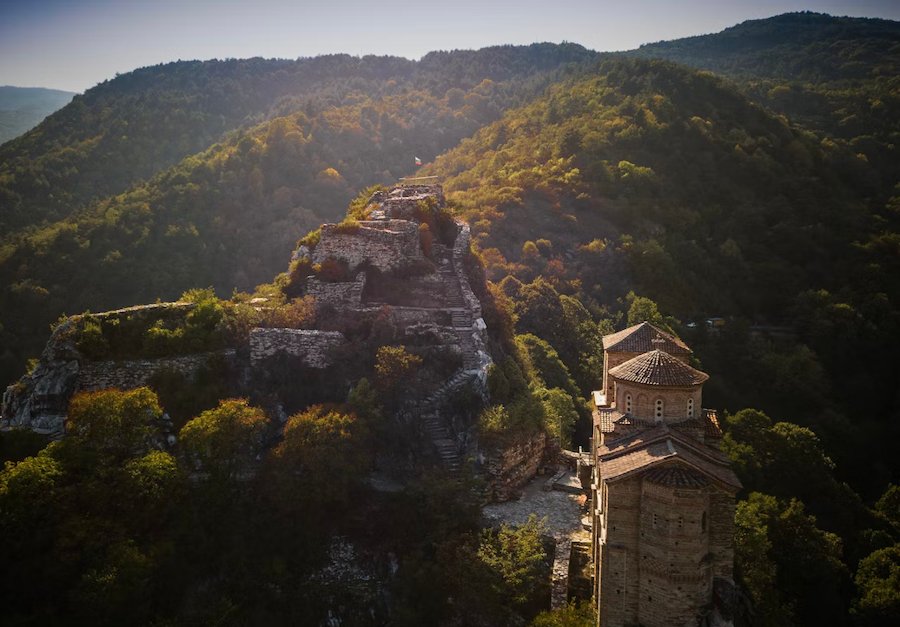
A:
[[477, 515, 549, 607], [268, 404, 368, 508], [66, 387, 163, 460], [178, 398, 268, 482], [854, 545, 900, 626], [735, 492, 849, 625]]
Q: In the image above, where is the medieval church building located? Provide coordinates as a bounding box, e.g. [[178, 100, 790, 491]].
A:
[[590, 322, 740, 626]]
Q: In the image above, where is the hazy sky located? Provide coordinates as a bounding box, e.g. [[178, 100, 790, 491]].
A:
[[1, 0, 898, 92]]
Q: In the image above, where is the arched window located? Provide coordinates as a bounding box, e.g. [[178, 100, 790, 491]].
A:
[[687, 397, 694, 418], [655, 398, 664, 421], [625, 393, 633, 414]]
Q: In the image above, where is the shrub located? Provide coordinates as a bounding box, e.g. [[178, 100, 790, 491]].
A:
[[331, 218, 361, 235], [284, 257, 314, 297], [316, 257, 352, 282], [262, 295, 316, 329], [76, 316, 109, 360], [419, 223, 434, 258], [296, 228, 321, 250], [374, 345, 423, 395]]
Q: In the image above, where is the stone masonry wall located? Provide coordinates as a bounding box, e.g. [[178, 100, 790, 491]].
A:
[[453, 223, 482, 320], [312, 220, 422, 273], [599, 476, 643, 627], [249, 328, 345, 368], [77, 350, 238, 393], [614, 381, 702, 423], [306, 273, 367, 309]]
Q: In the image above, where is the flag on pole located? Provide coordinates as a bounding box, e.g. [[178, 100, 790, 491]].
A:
[[414, 156, 422, 167]]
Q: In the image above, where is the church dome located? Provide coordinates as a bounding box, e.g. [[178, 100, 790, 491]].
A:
[[608, 349, 708, 387]]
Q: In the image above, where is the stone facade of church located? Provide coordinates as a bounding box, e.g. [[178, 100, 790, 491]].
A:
[[590, 322, 740, 627]]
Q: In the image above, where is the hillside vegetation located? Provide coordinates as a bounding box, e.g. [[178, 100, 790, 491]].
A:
[[1, 13, 899, 626], [0, 44, 595, 386]]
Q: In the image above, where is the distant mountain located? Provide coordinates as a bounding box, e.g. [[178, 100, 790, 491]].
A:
[[631, 12, 900, 195], [0, 45, 595, 233], [631, 11, 900, 82], [0, 86, 74, 144]]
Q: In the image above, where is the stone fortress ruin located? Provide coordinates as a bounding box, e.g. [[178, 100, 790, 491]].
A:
[[1, 183, 492, 474]]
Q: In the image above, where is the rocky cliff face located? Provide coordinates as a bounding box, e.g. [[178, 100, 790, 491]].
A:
[[0, 303, 218, 436]]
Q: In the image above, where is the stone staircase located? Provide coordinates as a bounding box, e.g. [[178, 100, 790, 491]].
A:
[[402, 226, 487, 474], [421, 412, 461, 473], [439, 264, 481, 371]]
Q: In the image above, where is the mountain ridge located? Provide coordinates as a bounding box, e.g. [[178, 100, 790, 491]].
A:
[[0, 86, 75, 145]]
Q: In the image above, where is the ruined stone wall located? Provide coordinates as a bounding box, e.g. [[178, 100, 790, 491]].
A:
[[312, 220, 422, 273], [453, 224, 482, 320], [249, 328, 345, 368], [77, 351, 237, 392], [306, 273, 366, 309], [388, 306, 449, 328], [482, 430, 548, 501]]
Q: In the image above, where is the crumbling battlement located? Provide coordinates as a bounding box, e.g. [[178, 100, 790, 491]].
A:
[[249, 328, 346, 368], [306, 273, 367, 309], [76, 351, 238, 393], [312, 220, 422, 273], [1, 313, 238, 436]]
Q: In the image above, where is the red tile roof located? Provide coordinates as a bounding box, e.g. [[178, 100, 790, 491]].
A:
[[608, 349, 709, 387], [598, 436, 740, 490], [644, 465, 710, 488], [602, 321, 691, 354]]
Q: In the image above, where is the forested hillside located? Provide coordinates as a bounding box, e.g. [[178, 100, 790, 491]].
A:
[[0, 43, 595, 386], [0, 86, 74, 144], [418, 39, 900, 624], [632, 12, 900, 198], [0, 45, 595, 232], [1, 13, 899, 626]]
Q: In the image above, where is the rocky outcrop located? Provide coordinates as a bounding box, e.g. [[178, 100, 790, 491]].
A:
[[482, 430, 550, 501]]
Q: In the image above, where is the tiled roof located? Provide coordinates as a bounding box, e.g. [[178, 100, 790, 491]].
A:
[[597, 436, 740, 490], [602, 321, 691, 354], [673, 409, 723, 439], [644, 465, 710, 488], [608, 350, 709, 387], [594, 408, 619, 432]]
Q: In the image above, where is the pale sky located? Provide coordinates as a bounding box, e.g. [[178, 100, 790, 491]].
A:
[[1, 0, 898, 92]]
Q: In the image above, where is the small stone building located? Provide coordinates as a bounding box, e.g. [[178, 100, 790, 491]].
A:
[[590, 325, 740, 627]]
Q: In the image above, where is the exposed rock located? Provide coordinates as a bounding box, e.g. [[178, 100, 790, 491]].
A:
[[482, 430, 550, 501]]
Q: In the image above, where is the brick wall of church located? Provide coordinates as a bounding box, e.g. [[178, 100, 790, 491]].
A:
[[613, 381, 702, 423], [597, 473, 735, 627]]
